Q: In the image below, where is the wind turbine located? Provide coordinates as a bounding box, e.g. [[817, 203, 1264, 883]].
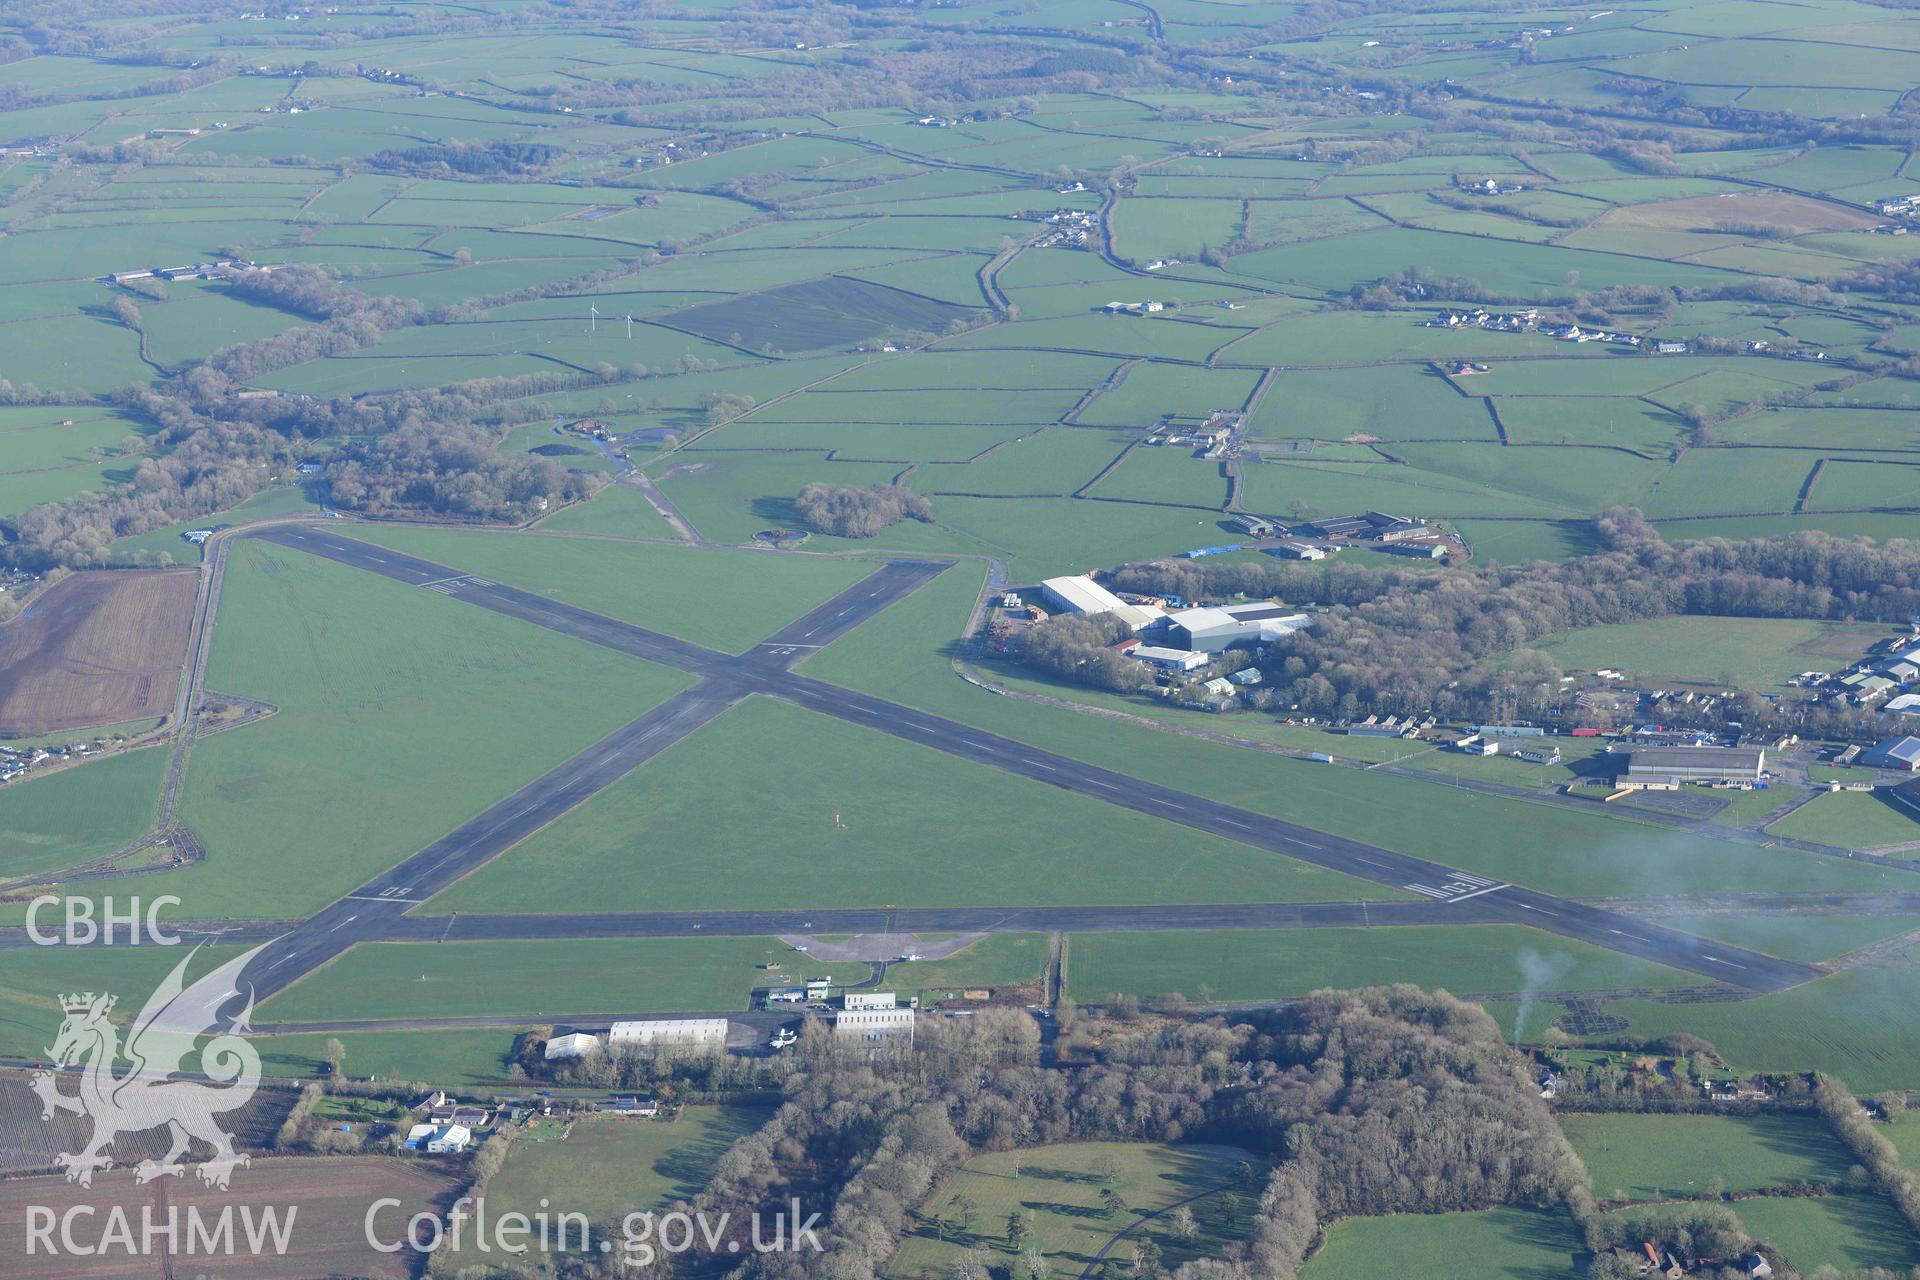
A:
[[589, 302, 599, 334], [625, 313, 634, 339]]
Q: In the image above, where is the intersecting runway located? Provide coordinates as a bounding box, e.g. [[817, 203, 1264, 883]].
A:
[[222, 524, 1820, 1001]]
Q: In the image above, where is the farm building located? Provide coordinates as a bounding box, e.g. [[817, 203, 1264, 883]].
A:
[[608, 1018, 728, 1049], [835, 1007, 915, 1042], [1379, 541, 1445, 559], [603, 1095, 660, 1116], [406, 1123, 472, 1153], [543, 1032, 602, 1062], [1164, 602, 1312, 653], [1230, 514, 1278, 538], [1299, 511, 1422, 542], [1129, 644, 1209, 673], [1039, 575, 1165, 632], [1268, 541, 1328, 560], [1863, 736, 1920, 771], [844, 992, 897, 1010], [1372, 519, 1431, 543], [1621, 745, 1766, 788], [1300, 514, 1377, 539]]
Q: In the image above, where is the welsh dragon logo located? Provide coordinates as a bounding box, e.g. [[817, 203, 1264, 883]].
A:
[[31, 946, 264, 1189]]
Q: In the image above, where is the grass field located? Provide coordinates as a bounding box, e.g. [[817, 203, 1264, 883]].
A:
[[446, 1106, 771, 1261], [1885, 1109, 1920, 1179], [1064, 925, 1697, 1010], [1529, 617, 1886, 691], [1733, 1192, 1920, 1274], [427, 695, 1392, 915], [153, 540, 689, 919], [1572, 965, 1920, 1091], [1560, 1113, 1852, 1201], [1765, 791, 1920, 850], [334, 524, 879, 653], [1297, 1207, 1582, 1280], [0, 944, 244, 1064], [888, 1142, 1267, 1280], [256, 1028, 524, 1087], [0, 746, 164, 881], [887, 934, 1050, 996], [1642, 911, 1920, 963], [259, 936, 873, 1024]]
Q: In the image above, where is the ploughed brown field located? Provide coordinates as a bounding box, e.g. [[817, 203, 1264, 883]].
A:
[[0, 569, 197, 735], [0, 1155, 464, 1279]]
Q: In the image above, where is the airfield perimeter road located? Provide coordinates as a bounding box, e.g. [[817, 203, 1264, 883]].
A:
[[228, 525, 1822, 999]]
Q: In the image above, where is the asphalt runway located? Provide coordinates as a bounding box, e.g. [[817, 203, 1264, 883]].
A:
[[230, 526, 1819, 995], [377, 898, 1504, 940], [234, 681, 746, 1002], [750, 559, 951, 659]]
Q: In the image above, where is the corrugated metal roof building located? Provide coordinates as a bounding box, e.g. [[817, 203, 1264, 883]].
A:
[[1622, 745, 1765, 786], [1039, 574, 1127, 614], [609, 1018, 728, 1048], [1038, 575, 1164, 632], [834, 1008, 915, 1041], [1865, 736, 1920, 771], [1167, 603, 1312, 653]]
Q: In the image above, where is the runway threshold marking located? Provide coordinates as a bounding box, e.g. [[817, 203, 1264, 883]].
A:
[[1403, 872, 1507, 903]]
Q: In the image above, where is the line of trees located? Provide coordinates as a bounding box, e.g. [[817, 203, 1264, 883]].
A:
[[1814, 1075, 1920, 1238]]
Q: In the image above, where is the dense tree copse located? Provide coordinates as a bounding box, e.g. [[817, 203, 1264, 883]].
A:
[[325, 421, 597, 522], [793, 483, 933, 538], [685, 990, 1590, 1280], [1017, 612, 1153, 692]]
